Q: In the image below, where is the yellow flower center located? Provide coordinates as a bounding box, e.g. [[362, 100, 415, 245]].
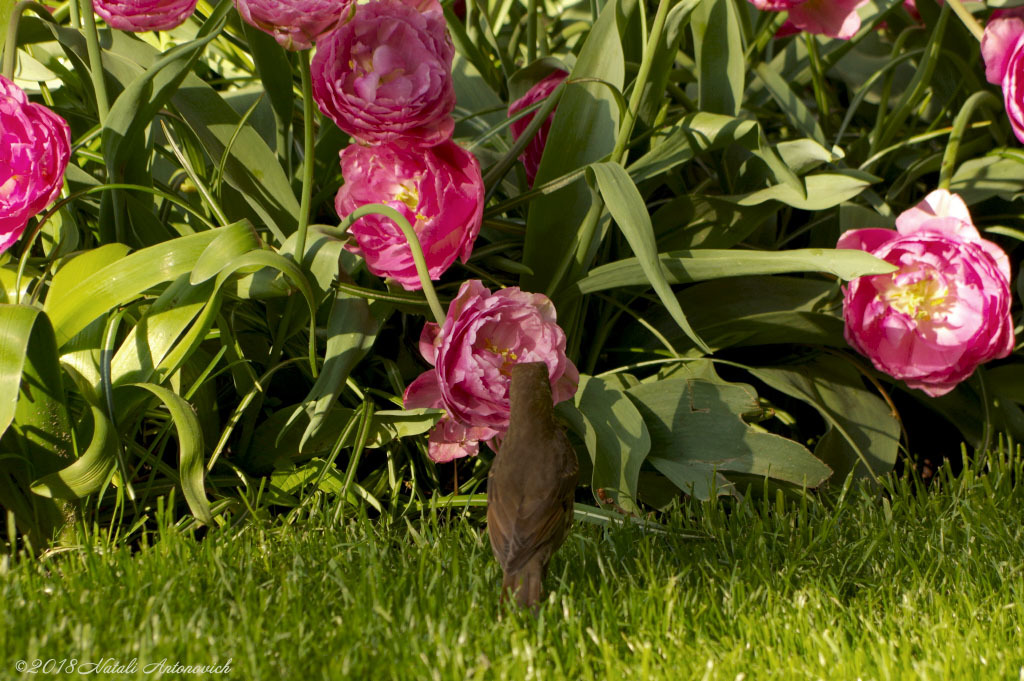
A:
[[485, 340, 519, 375], [880, 271, 949, 321], [393, 182, 427, 223]]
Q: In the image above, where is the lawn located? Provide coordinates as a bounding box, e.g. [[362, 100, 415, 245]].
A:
[[2, 450, 1022, 681]]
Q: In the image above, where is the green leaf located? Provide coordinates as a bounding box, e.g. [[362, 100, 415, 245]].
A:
[[748, 356, 901, 483], [292, 290, 380, 451], [754, 62, 826, 146], [626, 378, 832, 500], [520, 0, 628, 293], [108, 276, 214, 387], [637, 0, 701, 125], [44, 222, 251, 347], [0, 306, 74, 475], [126, 383, 212, 525], [570, 248, 896, 298], [949, 153, 1024, 205], [691, 0, 744, 115], [102, 6, 228, 177], [241, 21, 296, 137], [627, 276, 845, 354], [566, 374, 650, 513], [31, 403, 116, 501], [589, 162, 708, 352], [732, 172, 876, 210]]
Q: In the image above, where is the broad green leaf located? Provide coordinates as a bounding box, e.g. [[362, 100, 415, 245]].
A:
[[31, 403, 116, 500], [626, 378, 832, 500], [109, 276, 214, 387], [628, 276, 845, 354], [949, 154, 1024, 205], [126, 383, 212, 525], [0, 306, 73, 475], [732, 172, 876, 210], [628, 112, 756, 183], [691, 0, 744, 115], [590, 162, 708, 352], [47, 244, 132, 307], [520, 0, 629, 293], [748, 356, 901, 483], [570, 248, 896, 298], [241, 21, 296, 138], [44, 222, 251, 346], [571, 374, 650, 513]]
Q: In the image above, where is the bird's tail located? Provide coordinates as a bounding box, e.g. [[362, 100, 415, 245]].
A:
[[501, 560, 544, 609]]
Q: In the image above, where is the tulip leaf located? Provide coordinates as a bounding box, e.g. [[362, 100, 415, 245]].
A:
[[626, 378, 833, 500], [748, 356, 901, 484], [754, 62, 826, 146], [291, 289, 382, 452], [589, 161, 709, 353], [31, 403, 117, 501], [569, 374, 651, 514], [732, 172, 876, 210], [125, 383, 212, 525], [520, 0, 629, 294], [243, 406, 443, 475], [624, 276, 846, 354], [43, 222, 252, 347], [570, 248, 896, 299], [691, 0, 744, 116], [0, 305, 74, 475]]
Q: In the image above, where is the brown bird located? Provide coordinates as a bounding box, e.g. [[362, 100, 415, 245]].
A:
[[487, 361, 578, 609]]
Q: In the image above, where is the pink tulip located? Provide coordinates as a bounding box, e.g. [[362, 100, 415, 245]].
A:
[[311, 0, 455, 146], [233, 0, 349, 50], [334, 139, 483, 290], [404, 280, 579, 462], [981, 9, 1024, 143], [93, 0, 198, 31], [0, 76, 70, 254], [750, 0, 868, 40], [839, 190, 1014, 397], [508, 70, 567, 186]]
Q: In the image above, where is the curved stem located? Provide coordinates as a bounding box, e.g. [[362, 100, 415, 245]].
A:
[[80, 0, 109, 122], [3, 1, 57, 80], [294, 49, 315, 261], [946, 0, 984, 43], [338, 204, 446, 325]]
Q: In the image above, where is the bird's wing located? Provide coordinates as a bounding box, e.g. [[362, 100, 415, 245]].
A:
[[488, 444, 577, 576]]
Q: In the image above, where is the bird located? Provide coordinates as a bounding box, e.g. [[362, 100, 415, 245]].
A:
[[487, 361, 578, 609]]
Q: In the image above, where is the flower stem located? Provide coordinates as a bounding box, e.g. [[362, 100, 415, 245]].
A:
[[945, 0, 983, 43], [80, 0, 109, 122], [338, 203, 446, 325], [3, 1, 56, 80], [611, 0, 673, 164], [295, 49, 315, 261], [526, 0, 537, 63]]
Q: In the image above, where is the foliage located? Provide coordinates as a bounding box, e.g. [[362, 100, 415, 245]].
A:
[[1, 0, 1023, 544]]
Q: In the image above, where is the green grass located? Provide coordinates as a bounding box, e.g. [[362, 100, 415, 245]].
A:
[[2, 451, 1024, 681]]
